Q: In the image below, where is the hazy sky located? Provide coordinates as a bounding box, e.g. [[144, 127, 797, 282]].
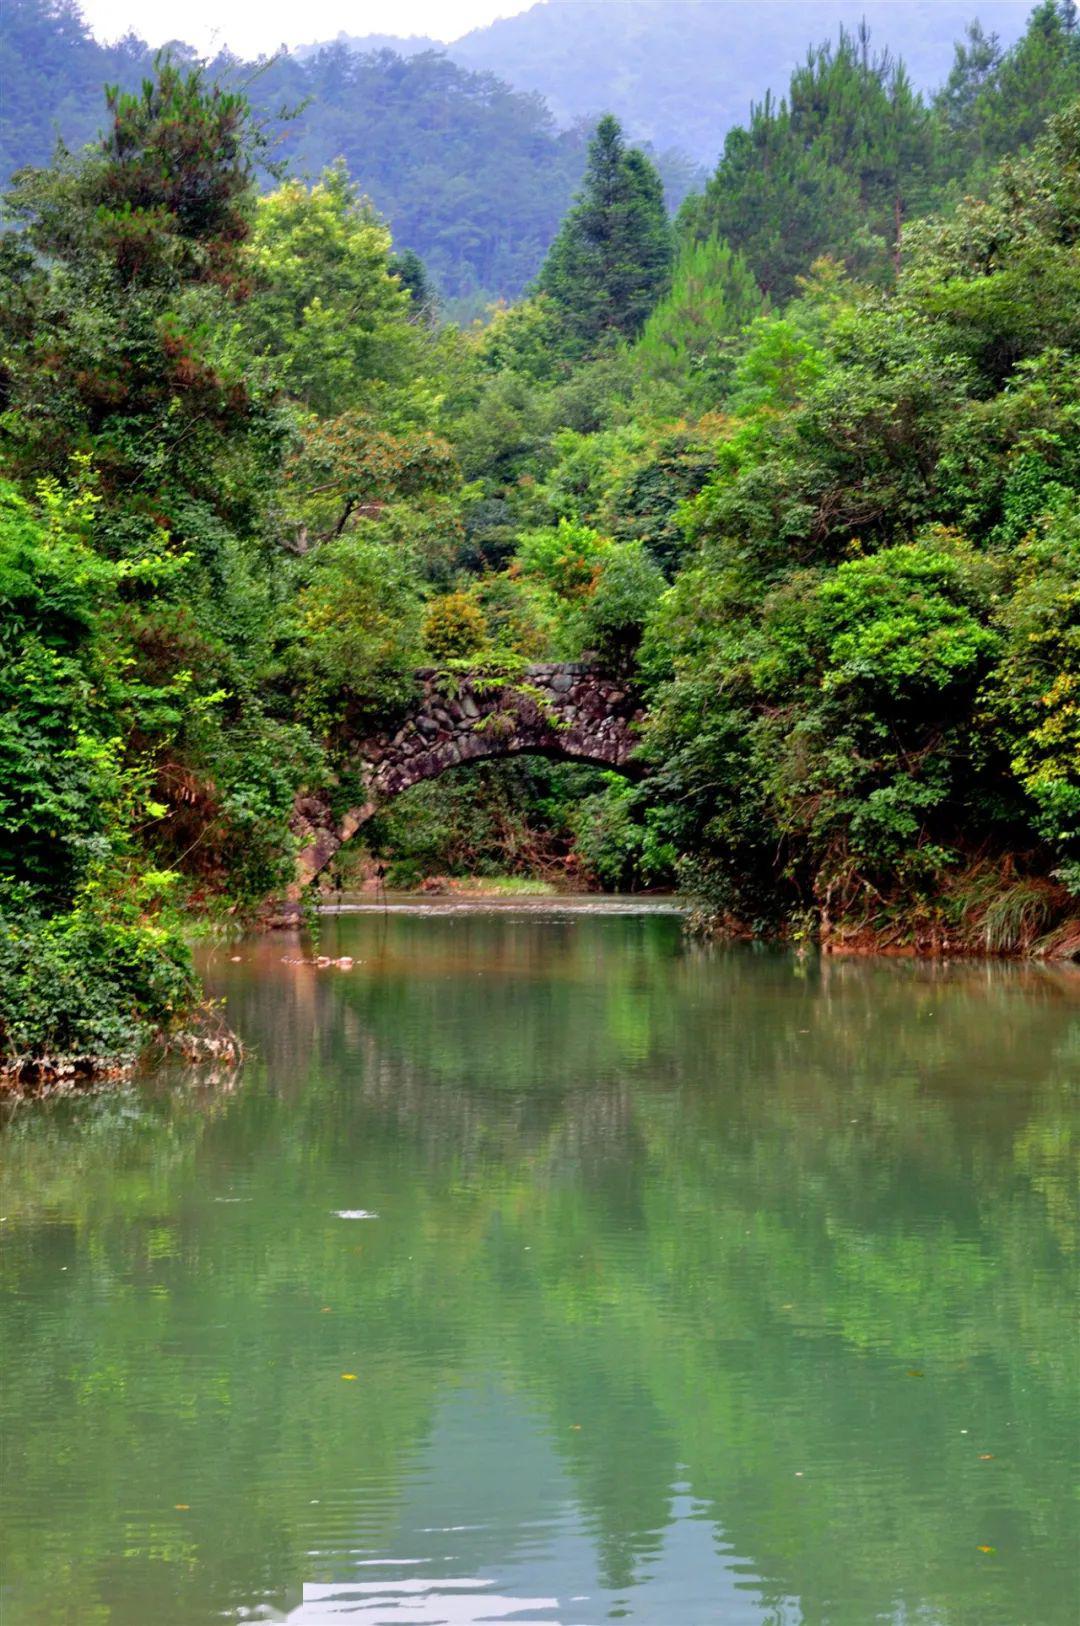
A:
[[79, 0, 538, 57]]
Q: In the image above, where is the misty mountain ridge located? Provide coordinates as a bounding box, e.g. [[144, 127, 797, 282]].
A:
[[308, 0, 1035, 160]]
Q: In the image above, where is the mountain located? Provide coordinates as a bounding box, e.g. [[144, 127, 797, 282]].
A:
[[0, 0, 151, 176], [329, 0, 1035, 162], [271, 46, 589, 311]]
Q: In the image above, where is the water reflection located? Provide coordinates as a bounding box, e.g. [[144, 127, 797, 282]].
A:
[[1, 908, 1077, 1625]]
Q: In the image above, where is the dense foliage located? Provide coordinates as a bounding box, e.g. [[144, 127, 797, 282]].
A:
[[642, 100, 1080, 947], [2, 2, 1079, 1069], [683, 6, 1080, 300], [0, 59, 447, 1068]]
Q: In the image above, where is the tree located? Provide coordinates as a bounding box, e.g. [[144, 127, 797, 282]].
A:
[[537, 114, 673, 357], [292, 531, 424, 731], [280, 412, 459, 550], [936, 20, 1004, 137], [244, 165, 421, 417], [0, 59, 314, 978], [581, 539, 665, 667], [687, 29, 941, 299], [1, 57, 270, 499], [639, 103, 1080, 944], [938, 1, 1080, 170], [634, 234, 764, 404], [389, 248, 437, 320]]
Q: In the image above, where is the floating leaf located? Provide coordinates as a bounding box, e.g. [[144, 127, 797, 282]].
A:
[[341, 1373, 358, 1381], [977, 1545, 996, 1555]]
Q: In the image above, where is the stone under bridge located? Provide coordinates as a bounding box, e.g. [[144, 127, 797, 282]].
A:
[[292, 663, 644, 885]]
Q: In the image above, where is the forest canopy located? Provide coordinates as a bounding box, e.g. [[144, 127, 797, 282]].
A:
[[1, 1, 1079, 1074]]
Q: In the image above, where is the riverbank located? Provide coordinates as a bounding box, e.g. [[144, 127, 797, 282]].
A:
[[684, 866, 1080, 963], [5, 882, 1079, 1095], [0, 1020, 243, 1100]]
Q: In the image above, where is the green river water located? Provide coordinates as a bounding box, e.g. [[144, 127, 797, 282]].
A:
[[1, 902, 1077, 1625]]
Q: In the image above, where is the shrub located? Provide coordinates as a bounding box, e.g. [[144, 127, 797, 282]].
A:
[[422, 591, 488, 662], [581, 541, 666, 666], [516, 519, 609, 600], [0, 882, 197, 1072], [572, 776, 678, 890]]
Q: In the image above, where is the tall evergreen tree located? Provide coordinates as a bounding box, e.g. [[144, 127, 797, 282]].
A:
[[936, 20, 1005, 136], [937, 0, 1080, 170], [634, 233, 764, 404], [537, 114, 672, 357], [687, 27, 940, 299]]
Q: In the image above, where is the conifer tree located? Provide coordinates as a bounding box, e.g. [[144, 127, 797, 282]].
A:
[[936, 20, 1004, 137], [537, 114, 672, 357], [938, 0, 1080, 169], [635, 234, 763, 404], [688, 27, 940, 298]]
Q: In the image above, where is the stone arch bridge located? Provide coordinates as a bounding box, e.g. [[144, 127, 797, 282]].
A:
[[293, 663, 644, 885]]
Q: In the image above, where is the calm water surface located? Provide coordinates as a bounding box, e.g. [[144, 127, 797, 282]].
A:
[[1, 904, 1077, 1625]]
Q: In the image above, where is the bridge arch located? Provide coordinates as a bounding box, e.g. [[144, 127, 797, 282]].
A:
[[293, 663, 644, 885]]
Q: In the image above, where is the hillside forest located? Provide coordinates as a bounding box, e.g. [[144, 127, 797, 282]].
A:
[[1, 1, 1079, 1072], [0, 0, 1046, 313], [2, 0, 682, 316]]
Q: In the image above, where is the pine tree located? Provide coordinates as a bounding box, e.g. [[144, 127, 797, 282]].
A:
[[537, 114, 673, 357], [688, 28, 941, 299], [635, 234, 763, 404], [937, 21, 1004, 137], [942, 1, 1080, 170]]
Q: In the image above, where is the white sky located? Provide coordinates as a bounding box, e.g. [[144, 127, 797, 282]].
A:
[[79, 0, 539, 57]]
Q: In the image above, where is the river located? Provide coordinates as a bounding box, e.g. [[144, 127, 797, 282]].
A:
[[1, 902, 1077, 1624]]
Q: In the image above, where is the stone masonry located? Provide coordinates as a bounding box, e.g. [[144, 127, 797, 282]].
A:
[[292, 663, 644, 885]]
